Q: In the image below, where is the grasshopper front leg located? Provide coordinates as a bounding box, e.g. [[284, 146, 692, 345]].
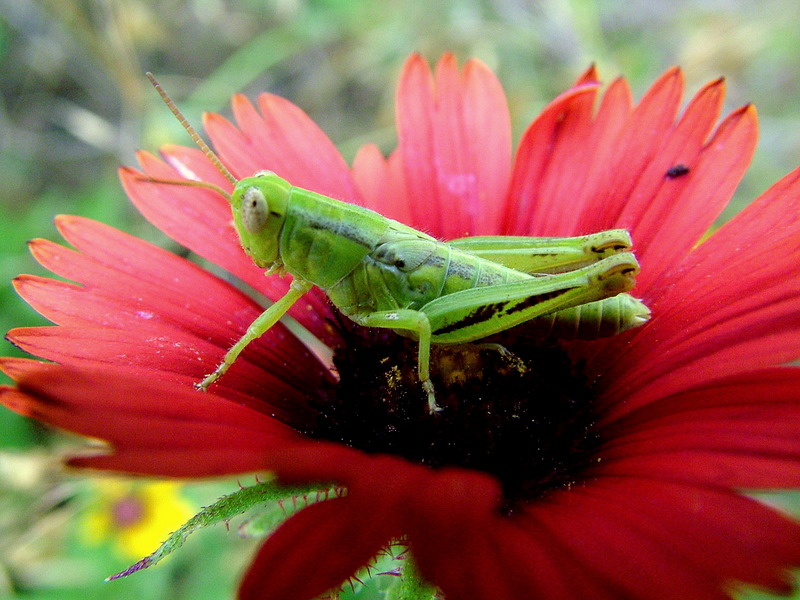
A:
[[197, 278, 314, 391]]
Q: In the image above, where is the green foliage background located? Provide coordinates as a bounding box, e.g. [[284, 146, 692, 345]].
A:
[[0, 0, 798, 598]]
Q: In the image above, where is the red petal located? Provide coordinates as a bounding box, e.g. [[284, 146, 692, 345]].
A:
[[573, 64, 600, 86], [206, 93, 360, 203], [24, 218, 253, 340], [16, 218, 332, 409], [158, 142, 236, 190], [488, 517, 620, 600], [566, 77, 634, 231], [198, 110, 257, 180], [406, 468, 618, 600], [573, 67, 685, 233], [239, 497, 393, 600], [396, 53, 512, 238], [0, 360, 298, 476], [596, 167, 800, 415], [633, 103, 758, 292], [505, 81, 602, 236], [239, 453, 420, 600], [598, 368, 800, 488], [260, 442, 382, 486], [6, 326, 322, 425], [351, 143, 412, 223], [524, 479, 800, 598], [613, 77, 724, 245], [120, 155, 265, 288], [68, 449, 270, 477], [406, 468, 511, 600], [8, 325, 211, 372]]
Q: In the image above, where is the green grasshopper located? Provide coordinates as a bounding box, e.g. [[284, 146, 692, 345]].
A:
[[145, 75, 650, 414]]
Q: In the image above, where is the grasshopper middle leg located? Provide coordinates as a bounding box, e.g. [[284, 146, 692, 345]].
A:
[[351, 309, 438, 414]]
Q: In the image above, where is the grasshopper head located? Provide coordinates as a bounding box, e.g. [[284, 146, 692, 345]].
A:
[[230, 171, 291, 268]]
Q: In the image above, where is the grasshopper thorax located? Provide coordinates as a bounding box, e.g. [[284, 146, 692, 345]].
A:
[[231, 171, 291, 268]]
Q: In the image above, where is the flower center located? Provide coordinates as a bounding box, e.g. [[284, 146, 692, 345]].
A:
[[112, 496, 146, 528], [308, 325, 602, 507]]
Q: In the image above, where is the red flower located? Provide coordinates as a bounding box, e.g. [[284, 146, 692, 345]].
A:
[[3, 53, 800, 599]]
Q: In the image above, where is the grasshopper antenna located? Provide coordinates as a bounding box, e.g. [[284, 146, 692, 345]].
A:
[[146, 72, 238, 186]]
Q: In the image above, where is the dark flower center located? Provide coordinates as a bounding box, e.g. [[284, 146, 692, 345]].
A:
[[307, 322, 602, 508]]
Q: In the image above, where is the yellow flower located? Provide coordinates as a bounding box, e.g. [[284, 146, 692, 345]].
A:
[[81, 479, 194, 559]]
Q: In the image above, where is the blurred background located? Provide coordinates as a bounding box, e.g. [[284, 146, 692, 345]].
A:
[[1, 0, 799, 598]]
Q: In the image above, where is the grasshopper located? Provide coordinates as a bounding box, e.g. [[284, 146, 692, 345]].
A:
[[145, 75, 650, 414]]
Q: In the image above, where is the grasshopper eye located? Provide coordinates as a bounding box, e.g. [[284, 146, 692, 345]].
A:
[[242, 187, 269, 234]]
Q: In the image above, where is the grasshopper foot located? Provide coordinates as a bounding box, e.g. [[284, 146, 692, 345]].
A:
[[475, 342, 528, 374], [424, 379, 442, 415], [196, 354, 239, 391], [195, 370, 222, 392]]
